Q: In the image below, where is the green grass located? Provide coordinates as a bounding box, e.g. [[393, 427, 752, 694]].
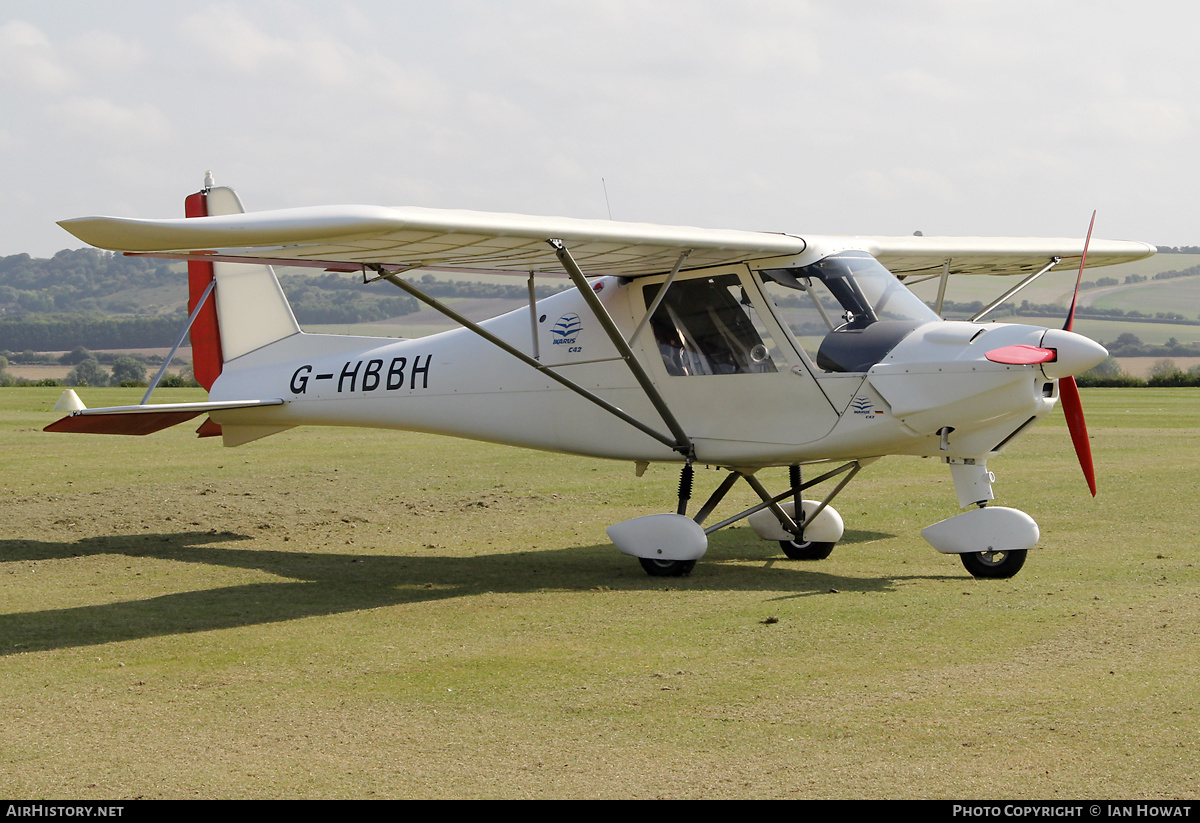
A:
[[1088, 276, 1200, 318], [2, 387, 1198, 798]]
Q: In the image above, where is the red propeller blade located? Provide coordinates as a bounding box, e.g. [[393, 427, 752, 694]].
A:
[[1059, 212, 1098, 496], [1059, 375, 1096, 496]]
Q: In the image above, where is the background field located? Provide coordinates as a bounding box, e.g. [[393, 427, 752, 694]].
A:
[[2, 387, 1197, 799], [10, 253, 1199, 385]]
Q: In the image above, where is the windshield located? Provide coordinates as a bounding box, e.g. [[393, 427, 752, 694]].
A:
[[758, 252, 939, 372]]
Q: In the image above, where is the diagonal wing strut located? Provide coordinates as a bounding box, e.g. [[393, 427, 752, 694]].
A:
[[372, 250, 693, 457], [548, 238, 693, 457]]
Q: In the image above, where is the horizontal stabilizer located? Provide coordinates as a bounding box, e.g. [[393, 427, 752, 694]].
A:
[[45, 399, 284, 436]]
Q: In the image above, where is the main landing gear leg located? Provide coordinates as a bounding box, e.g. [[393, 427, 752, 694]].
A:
[[612, 461, 867, 578], [740, 463, 859, 561], [695, 461, 862, 565], [639, 461, 699, 577], [776, 464, 833, 560]]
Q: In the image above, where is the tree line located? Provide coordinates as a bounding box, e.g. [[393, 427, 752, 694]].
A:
[[1078, 354, 1200, 388], [0, 249, 573, 352], [0, 346, 197, 388]]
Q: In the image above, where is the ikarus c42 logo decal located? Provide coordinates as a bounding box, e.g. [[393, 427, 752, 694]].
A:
[[851, 396, 884, 418], [552, 313, 583, 353]]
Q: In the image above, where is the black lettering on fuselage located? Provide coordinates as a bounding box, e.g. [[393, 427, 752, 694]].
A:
[[362, 359, 383, 391], [338, 360, 362, 393], [410, 354, 431, 390], [292, 355, 431, 394], [290, 364, 312, 394], [387, 357, 407, 390]]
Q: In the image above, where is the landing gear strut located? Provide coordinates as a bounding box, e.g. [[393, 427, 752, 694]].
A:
[[613, 460, 865, 577]]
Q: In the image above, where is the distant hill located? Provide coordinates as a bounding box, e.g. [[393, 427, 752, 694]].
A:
[[904, 253, 1200, 345], [0, 250, 572, 352], [1, 247, 1195, 355], [0, 248, 180, 315], [0, 249, 419, 323]]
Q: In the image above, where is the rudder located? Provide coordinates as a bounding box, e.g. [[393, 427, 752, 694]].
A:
[[184, 187, 223, 390], [184, 174, 300, 390]]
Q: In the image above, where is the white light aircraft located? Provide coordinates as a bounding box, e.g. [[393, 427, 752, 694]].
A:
[[49, 175, 1155, 578]]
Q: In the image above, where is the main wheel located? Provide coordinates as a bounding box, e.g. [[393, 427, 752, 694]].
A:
[[638, 557, 696, 577], [960, 549, 1027, 579], [779, 539, 835, 561]]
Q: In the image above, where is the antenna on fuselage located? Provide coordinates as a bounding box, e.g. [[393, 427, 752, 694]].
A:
[[602, 178, 613, 220]]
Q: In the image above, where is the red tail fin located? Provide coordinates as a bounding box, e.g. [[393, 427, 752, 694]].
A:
[[184, 190, 223, 390]]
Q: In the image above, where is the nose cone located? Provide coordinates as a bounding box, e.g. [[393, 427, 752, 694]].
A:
[[1040, 329, 1108, 379]]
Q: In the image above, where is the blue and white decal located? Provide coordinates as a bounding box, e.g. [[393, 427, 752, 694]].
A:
[[850, 396, 884, 418], [551, 313, 583, 353]]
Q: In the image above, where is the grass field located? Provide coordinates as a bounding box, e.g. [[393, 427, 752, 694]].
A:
[[2, 387, 1198, 799]]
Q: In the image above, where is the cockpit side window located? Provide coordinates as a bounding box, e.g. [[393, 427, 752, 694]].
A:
[[644, 274, 779, 376], [758, 252, 939, 373]]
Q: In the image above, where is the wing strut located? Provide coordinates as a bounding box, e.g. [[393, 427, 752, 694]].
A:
[[548, 239, 693, 457], [969, 257, 1061, 322], [628, 250, 690, 346], [372, 265, 689, 454], [935, 258, 951, 316]]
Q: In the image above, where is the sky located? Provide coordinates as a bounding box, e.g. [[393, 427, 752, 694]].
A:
[[2, 0, 1197, 258]]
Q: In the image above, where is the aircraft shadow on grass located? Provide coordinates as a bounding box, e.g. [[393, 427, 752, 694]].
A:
[[0, 527, 942, 655]]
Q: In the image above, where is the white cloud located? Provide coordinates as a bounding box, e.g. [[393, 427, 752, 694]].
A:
[[5, 1, 1200, 255], [0, 20, 77, 93], [179, 4, 363, 88], [69, 30, 149, 74], [46, 96, 173, 143]]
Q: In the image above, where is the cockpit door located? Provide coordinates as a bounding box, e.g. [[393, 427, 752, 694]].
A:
[[632, 266, 840, 463]]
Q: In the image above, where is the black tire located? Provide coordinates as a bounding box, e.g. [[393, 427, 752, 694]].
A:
[[960, 549, 1027, 579], [779, 539, 835, 561], [638, 557, 696, 577]]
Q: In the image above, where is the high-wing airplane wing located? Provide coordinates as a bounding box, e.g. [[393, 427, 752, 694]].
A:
[[59, 206, 809, 276], [58, 206, 1155, 277], [853, 234, 1156, 277]]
